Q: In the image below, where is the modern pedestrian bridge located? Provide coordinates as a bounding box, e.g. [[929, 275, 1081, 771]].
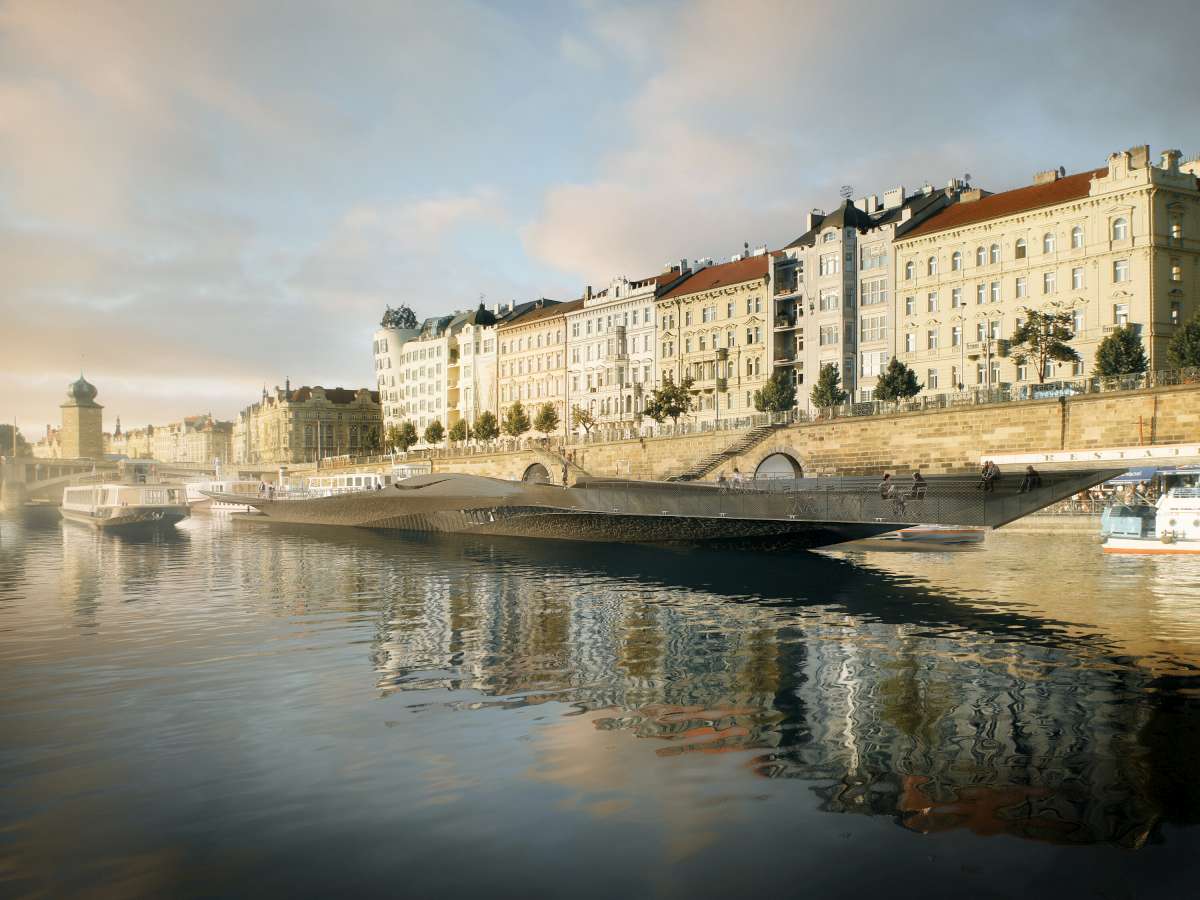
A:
[[209, 468, 1120, 547]]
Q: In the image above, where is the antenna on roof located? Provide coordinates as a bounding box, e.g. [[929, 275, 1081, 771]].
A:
[[839, 185, 853, 200]]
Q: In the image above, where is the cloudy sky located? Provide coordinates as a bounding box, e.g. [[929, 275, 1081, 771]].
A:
[[3, 0, 1199, 436]]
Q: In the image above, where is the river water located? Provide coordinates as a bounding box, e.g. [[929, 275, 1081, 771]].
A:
[[2, 511, 1199, 899]]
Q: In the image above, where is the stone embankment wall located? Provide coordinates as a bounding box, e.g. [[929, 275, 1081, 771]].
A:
[[428, 382, 1200, 481]]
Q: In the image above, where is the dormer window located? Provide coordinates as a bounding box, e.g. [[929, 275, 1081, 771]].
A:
[[823, 231, 837, 242]]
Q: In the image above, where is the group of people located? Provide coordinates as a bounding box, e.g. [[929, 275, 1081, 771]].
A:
[[716, 467, 749, 490], [879, 471, 927, 502], [975, 461, 1042, 493]]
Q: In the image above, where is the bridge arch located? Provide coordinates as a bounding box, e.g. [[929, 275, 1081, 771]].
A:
[[754, 452, 803, 480], [522, 462, 551, 483]]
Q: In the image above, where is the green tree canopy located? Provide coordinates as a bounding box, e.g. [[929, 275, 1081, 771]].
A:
[[873, 357, 923, 402], [1094, 325, 1149, 377], [1168, 315, 1200, 370], [533, 403, 560, 437], [571, 405, 597, 435], [502, 401, 531, 438], [0, 424, 31, 457], [448, 419, 468, 442], [643, 375, 695, 425], [422, 419, 444, 445], [395, 421, 419, 451], [1009, 307, 1080, 383], [360, 426, 381, 455], [753, 370, 797, 412], [810, 363, 848, 410], [472, 411, 499, 442]]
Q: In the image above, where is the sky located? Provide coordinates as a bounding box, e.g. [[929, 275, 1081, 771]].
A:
[[3, 0, 1200, 437]]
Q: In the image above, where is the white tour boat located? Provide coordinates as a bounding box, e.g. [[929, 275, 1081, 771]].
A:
[[61, 482, 190, 531], [1102, 487, 1200, 554], [306, 471, 396, 497]]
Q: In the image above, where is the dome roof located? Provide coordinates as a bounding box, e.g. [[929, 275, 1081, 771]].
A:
[[66, 374, 98, 404]]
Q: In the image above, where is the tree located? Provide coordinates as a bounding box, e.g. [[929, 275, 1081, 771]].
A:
[[380, 304, 417, 330], [473, 411, 499, 442], [533, 402, 559, 438], [448, 419, 468, 442], [1168, 315, 1200, 370], [423, 419, 445, 445], [395, 421, 419, 451], [360, 426, 381, 455], [753, 370, 797, 412], [873, 357, 923, 402], [1094, 325, 1149, 376], [810, 363, 848, 411], [1009, 307, 1080, 384], [502, 401, 531, 438], [643, 375, 695, 426], [571, 405, 597, 436], [0, 424, 31, 457]]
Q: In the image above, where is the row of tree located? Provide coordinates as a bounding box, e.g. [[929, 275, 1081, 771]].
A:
[[383, 402, 563, 451]]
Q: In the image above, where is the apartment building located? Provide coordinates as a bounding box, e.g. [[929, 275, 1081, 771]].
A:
[[496, 298, 582, 436], [565, 270, 686, 432], [656, 253, 772, 423], [893, 145, 1200, 389], [233, 385, 381, 464]]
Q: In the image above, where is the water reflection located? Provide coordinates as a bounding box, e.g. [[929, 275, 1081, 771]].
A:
[[3, 511, 1200, 898]]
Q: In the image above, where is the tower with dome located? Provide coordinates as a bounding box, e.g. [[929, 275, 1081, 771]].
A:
[[59, 374, 104, 459]]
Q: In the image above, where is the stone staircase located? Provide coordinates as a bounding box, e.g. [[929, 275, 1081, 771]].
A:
[[667, 425, 781, 482]]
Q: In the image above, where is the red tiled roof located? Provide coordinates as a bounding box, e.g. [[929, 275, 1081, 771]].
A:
[[658, 255, 769, 301], [900, 168, 1105, 240]]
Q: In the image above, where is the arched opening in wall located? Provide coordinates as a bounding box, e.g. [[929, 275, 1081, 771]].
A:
[[522, 463, 551, 483], [754, 452, 802, 480]]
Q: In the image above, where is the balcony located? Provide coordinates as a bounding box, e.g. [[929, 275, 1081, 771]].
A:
[[1103, 322, 1140, 335], [774, 316, 801, 331]]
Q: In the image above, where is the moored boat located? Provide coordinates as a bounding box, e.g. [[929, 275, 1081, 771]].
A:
[[1102, 487, 1200, 554], [61, 482, 190, 531]]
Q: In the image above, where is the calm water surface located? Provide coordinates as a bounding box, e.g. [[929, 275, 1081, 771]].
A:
[[3, 511, 1200, 899]]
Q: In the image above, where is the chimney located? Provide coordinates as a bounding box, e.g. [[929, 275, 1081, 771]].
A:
[[959, 188, 984, 203], [1128, 144, 1150, 169], [805, 209, 825, 231], [585, 285, 592, 302], [1032, 169, 1060, 185], [1161, 149, 1182, 173], [882, 187, 905, 210]]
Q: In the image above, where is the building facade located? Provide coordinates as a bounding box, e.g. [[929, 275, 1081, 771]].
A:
[[655, 253, 772, 424], [496, 298, 580, 436], [233, 385, 381, 465], [566, 271, 684, 432], [893, 146, 1200, 390]]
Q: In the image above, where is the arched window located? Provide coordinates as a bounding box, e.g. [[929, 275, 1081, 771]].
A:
[[951, 251, 962, 271], [989, 244, 1000, 264], [976, 246, 986, 266], [1112, 217, 1129, 240], [1015, 239, 1026, 260], [1043, 232, 1056, 253], [904, 260, 914, 280], [1071, 225, 1084, 248], [927, 256, 938, 275]]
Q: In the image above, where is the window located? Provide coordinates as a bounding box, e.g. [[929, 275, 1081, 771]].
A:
[[745, 328, 753, 344], [1112, 217, 1129, 241], [951, 365, 960, 389], [976, 322, 986, 341], [976, 284, 986, 304], [905, 296, 915, 316], [1015, 238, 1027, 260], [823, 230, 837, 243], [951, 325, 962, 346], [976, 362, 986, 384], [819, 290, 839, 311], [1072, 359, 1085, 376], [1171, 301, 1181, 325], [860, 278, 887, 306], [927, 368, 939, 390], [861, 246, 886, 270], [684, 310, 692, 326], [702, 306, 715, 323], [1043, 232, 1056, 253], [1171, 218, 1183, 240], [952, 287, 963, 308], [990, 281, 1000, 303], [989, 319, 1001, 339], [904, 260, 914, 280], [861, 315, 886, 342], [1113, 259, 1129, 282], [1072, 309, 1084, 334], [1044, 271, 1057, 294], [1015, 276, 1027, 298], [1171, 259, 1182, 282], [927, 328, 938, 350], [990, 244, 1000, 264], [928, 256, 938, 275], [1071, 224, 1084, 249], [684, 337, 692, 353], [726, 301, 734, 317], [1114, 303, 1128, 325], [927, 292, 939, 313], [976, 246, 986, 267], [1072, 266, 1084, 290], [819, 324, 839, 346], [821, 253, 841, 276], [952, 250, 963, 271], [905, 332, 916, 352], [860, 351, 888, 377], [1017, 362, 1028, 381]]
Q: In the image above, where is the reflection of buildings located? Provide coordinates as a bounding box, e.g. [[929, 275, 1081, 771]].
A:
[[365, 537, 1189, 848]]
